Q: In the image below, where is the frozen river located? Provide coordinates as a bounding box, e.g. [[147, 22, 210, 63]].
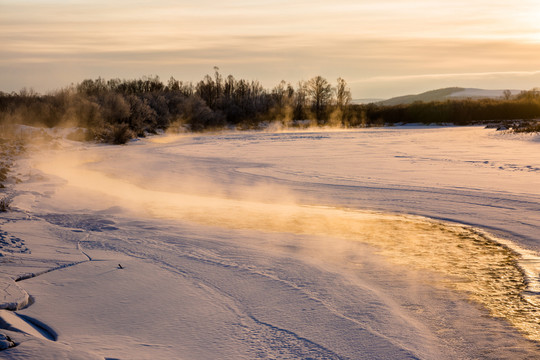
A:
[[2, 126, 540, 359]]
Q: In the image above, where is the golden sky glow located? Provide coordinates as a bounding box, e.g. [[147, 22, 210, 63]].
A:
[[2, 0, 540, 98]]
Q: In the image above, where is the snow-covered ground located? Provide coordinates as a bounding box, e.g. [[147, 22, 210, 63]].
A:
[[2, 126, 540, 359]]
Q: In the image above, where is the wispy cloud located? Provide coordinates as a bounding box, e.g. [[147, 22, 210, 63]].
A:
[[360, 70, 540, 83], [2, 0, 540, 96]]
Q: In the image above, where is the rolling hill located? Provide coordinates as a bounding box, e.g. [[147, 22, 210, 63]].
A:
[[378, 87, 522, 106]]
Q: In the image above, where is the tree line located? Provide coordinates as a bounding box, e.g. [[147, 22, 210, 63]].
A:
[[363, 91, 540, 126], [0, 69, 354, 143], [1, 69, 540, 144]]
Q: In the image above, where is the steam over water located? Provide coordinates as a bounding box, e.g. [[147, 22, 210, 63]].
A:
[[36, 144, 540, 342], [120, 201, 540, 342]]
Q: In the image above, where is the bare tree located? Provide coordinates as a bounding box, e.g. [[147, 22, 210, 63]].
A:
[[272, 80, 288, 108], [293, 80, 309, 120], [214, 66, 223, 100], [306, 76, 333, 123], [167, 77, 180, 91], [224, 75, 235, 100], [335, 77, 352, 109]]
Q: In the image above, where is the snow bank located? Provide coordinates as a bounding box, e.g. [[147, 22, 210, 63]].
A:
[[0, 277, 29, 311]]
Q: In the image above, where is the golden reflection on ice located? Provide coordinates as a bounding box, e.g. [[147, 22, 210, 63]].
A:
[[149, 198, 540, 341]]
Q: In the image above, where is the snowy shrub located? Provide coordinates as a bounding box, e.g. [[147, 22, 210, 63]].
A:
[[87, 123, 134, 144], [0, 197, 11, 212], [109, 123, 135, 145], [0, 165, 7, 183], [514, 121, 540, 133]]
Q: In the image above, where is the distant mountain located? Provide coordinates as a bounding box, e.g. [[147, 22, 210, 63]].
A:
[[379, 87, 522, 106], [351, 98, 385, 104]]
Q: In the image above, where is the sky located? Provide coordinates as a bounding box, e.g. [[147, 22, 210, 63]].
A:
[[2, 0, 540, 99]]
